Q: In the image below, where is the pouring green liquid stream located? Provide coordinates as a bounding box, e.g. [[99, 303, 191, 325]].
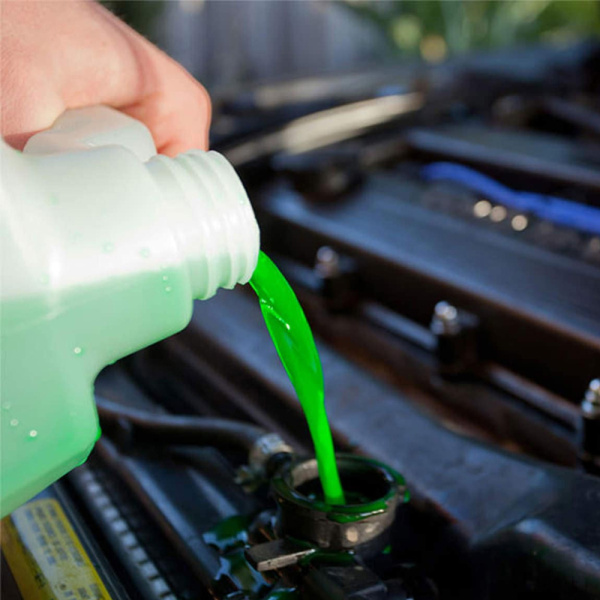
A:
[[250, 252, 345, 505]]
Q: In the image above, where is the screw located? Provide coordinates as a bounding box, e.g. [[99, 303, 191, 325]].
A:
[[431, 301, 460, 335], [581, 379, 600, 418], [580, 379, 600, 474], [585, 379, 600, 405], [582, 378, 600, 416], [315, 246, 340, 278]]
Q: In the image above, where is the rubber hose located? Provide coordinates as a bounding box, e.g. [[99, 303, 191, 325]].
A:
[[95, 395, 267, 452]]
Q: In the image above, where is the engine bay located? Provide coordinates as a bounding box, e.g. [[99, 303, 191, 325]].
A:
[[2, 41, 600, 600]]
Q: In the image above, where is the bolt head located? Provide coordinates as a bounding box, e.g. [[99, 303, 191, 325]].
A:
[[435, 301, 458, 322], [585, 379, 600, 406], [315, 246, 341, 278], [431, 301, 461, 335]]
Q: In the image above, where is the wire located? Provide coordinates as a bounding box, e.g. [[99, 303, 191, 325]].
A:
[[421, 162, 600, 236], [95, 396, 267, 453]]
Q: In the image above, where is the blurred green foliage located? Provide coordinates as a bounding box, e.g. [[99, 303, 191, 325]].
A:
[[101, 1, 164, 44], [342, 0, 600, 62], [100, 1, 599, 67]]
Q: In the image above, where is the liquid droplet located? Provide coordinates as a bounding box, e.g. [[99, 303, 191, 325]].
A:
[[103, 242, 115, 253], [39, 274, 50, 285], [10, 419, 19, 427], [165, 286, 172, 293], [140, 248, 151, 258], [49, 195, 60, 205], [73, 346, 84, 356], [29, 429, 38, 438], [2, 402, 11, 411]]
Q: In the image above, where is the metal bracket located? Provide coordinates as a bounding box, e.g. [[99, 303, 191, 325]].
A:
[[245, 539, 316, 572]]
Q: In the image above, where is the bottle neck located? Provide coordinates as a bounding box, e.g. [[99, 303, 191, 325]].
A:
[[146, 150, 260, 299]]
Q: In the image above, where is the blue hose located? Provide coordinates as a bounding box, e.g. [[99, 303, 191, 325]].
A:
[[421, 162, 600, 236]]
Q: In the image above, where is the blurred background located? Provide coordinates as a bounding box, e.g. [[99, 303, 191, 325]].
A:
[[103, 0, 600, 92]]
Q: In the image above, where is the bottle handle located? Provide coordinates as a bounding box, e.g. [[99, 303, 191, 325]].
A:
[[23, 105, 157, 161]]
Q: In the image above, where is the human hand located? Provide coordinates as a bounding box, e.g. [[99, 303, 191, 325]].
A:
[[1, 0, 211, 156]]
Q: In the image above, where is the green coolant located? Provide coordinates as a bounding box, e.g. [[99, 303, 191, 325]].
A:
[[249, 252, 345, 505], [0, 266, 191, 517]]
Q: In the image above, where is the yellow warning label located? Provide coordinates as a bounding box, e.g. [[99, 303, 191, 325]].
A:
[[1, 498, 112, 600]]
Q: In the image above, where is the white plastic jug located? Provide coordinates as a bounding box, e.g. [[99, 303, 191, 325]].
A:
[[0, 106, 260, 517]]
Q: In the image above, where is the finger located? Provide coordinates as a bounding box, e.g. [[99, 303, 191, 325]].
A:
[[119, 62, 212, 155], [1, 1, 211, 154], [95, 4, 212, 154]]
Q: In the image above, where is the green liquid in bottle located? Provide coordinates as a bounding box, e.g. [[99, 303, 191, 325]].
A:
[[250, 252, 345, 505]]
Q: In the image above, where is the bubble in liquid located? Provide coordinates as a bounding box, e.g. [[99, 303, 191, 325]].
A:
[[103, 242, 115, 253], [165, 286, 172, 293], [29, 429, 38, 438], [10, 419, 19, 427], [140, 248, 151, 258], [2, 402, 11, 411], [73, 346, 84, 356], [162, 275, 169, 281]]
